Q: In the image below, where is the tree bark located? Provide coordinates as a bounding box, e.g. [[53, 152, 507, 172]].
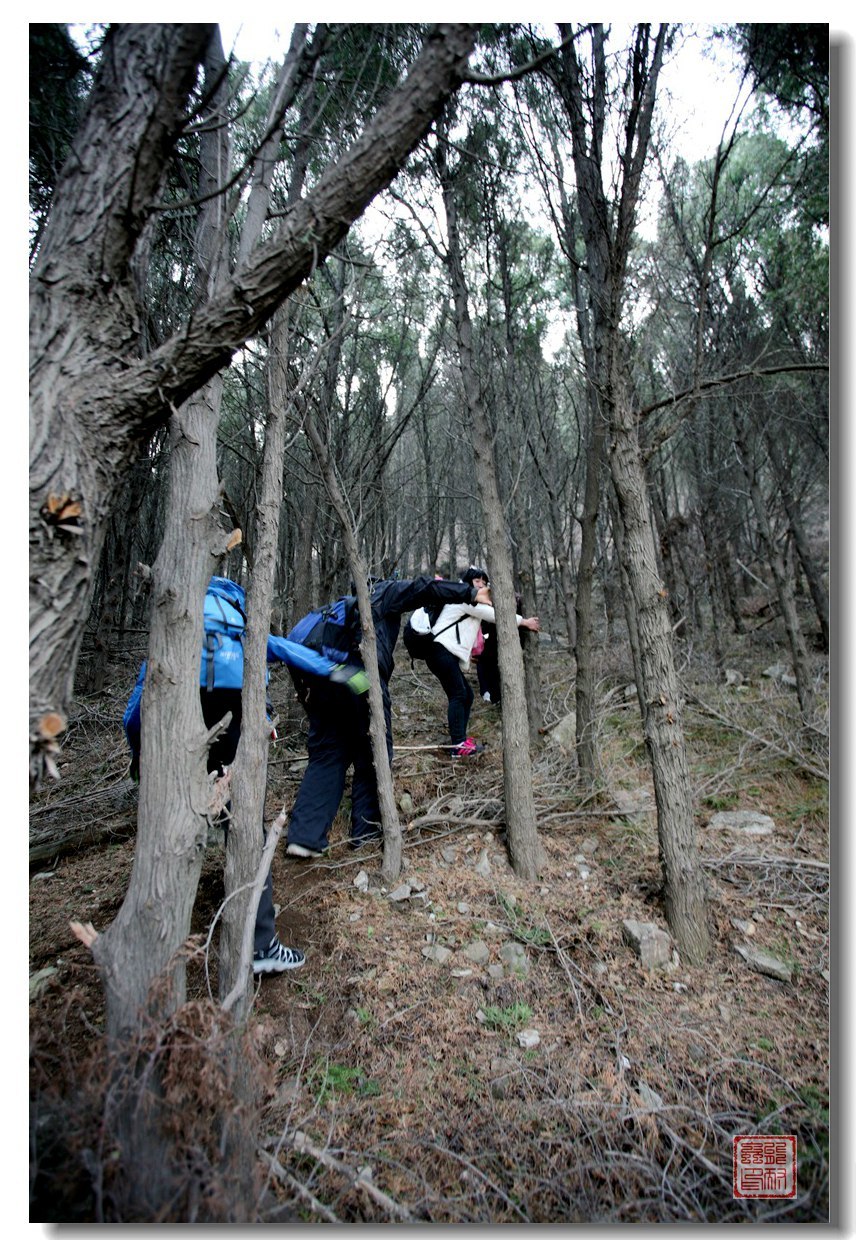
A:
[[495, 222, 544, 739], [91, 28, 237, 1044], [732, 403, 816, 721], [547, 24, 710, 960], [607, 377, 710, 963], [91, 389, 228, 1040], [439, 140, 542, 881], [218, 311, 292, 1014], [301, 407, 404, 883], [762, 418, 829, 652], [574, 410, 607, 784]]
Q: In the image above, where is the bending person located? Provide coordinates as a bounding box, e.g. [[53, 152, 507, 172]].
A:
[[404, 567, 540, 757], [284, 573, 491, 857]]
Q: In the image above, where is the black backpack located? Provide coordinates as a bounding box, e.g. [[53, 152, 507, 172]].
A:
[[402, 606, 462, 662]]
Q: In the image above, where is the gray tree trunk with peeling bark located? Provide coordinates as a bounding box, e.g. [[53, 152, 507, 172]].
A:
[[92, 30, 235, 1044], [29, 21, 478, 782], [607, 373, 710, 964], [301, 405, 404, 883], [495, 223, 544, 740], [545, 36, 611, 788], [217, 28, 324, 1013], [219, 313, 292, 1014], [548, 24, 710, 962], [440, 144, 542, 882]]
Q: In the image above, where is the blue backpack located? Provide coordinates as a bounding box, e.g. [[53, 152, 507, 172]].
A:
[[201, 577, 247, 691], [123, 578, 249, 771], [287, 595, 362, 665]]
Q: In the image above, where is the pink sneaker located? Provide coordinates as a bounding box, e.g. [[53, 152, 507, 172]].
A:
[[451, 737, 483, 758]]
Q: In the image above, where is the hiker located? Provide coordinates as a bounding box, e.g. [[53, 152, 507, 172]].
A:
[[284, 573, 492, 858], [475, 592, 528, 707], [123, 577, 363, 975], [403, 567, 540, 756]]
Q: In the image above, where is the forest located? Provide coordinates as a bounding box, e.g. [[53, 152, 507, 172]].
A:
[[28, 22, 829, 1224]]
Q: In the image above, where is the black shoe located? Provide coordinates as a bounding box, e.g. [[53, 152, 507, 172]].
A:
[[253, 936, 306, 974]]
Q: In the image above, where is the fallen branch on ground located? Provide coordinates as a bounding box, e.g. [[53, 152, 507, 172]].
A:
[[704, 855, 828, 871], [282, 1129, 415, 1222], [259, 1150, 340, 1223], [682, 685, 828, 782]]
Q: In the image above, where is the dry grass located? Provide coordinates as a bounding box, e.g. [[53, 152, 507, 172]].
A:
[[29, 639, 830, 1222]]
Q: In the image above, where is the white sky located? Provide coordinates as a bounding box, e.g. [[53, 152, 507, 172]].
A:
[[219, 20, 749, 167]]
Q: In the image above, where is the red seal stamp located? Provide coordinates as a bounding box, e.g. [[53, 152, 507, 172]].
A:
[[733, 1135, 797, 1199]]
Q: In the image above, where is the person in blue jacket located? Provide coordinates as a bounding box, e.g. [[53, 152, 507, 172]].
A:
[[285, 574, 491, 859], [123, 577, 366, 975]]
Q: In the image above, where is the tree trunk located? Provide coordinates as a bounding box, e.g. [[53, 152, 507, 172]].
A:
[[90, 40, 266, 1218], [290, 492, 318, 625], [548, 23, 709, 960], [496, 224, 544, 740], [218, 312, 292, 1015], [301, 407, 404, 883], [607, 379, 710, 964], [763, 421, 829, 652], [515, 498, 545, 742], [91, 390, 228, 1038], [440, 143, 542, 881], [732, 405, 816, 720], [91, 26, 235, 1045], [607, 488, 646, 719], [574, 410, 607, 785]]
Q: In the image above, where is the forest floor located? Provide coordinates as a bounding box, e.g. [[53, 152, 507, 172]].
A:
[[29, 626, 830, 1223]]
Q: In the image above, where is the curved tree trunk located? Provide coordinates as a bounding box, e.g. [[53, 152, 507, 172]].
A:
[[29, 22, 477, 780]]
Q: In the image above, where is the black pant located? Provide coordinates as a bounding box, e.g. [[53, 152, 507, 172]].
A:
[[201, 688, 276, 953], [424, 641, 474, 745], [287, 679, 391, 852], [476, 629, 502, 703]]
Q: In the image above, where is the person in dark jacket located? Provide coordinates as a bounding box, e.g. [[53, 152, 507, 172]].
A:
[[475, 592, 528, 707], [285, 574, 491, 857]]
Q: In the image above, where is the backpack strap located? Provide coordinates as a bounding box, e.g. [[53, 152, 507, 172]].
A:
[[205, 631, 217, 690], [430, 616, 461, 643]]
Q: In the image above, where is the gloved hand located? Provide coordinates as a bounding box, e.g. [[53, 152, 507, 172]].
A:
[[330, 664, 369, 694]]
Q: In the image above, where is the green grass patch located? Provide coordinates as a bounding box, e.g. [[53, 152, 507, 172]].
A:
[[480, 1002, 533, 1030], [495, 891, 552, 947], [308, 1060, 381, 1105]]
